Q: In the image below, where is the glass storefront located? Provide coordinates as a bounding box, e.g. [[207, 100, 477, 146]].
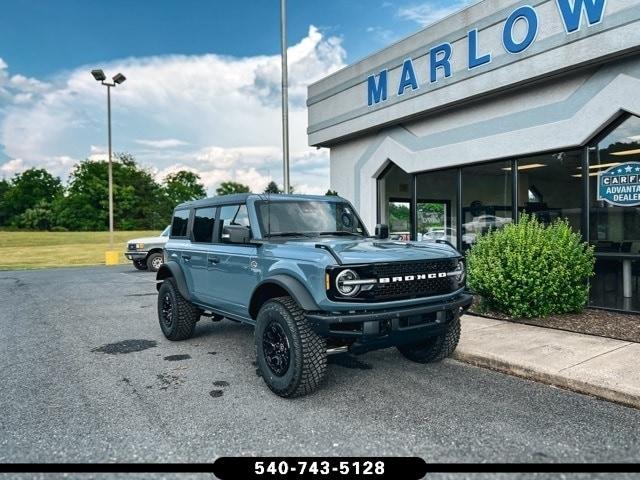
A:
[[375, 113, 640, 312], [461, 160, 512, 251], [588, 115, 640, 311], [416, 169, 457, 245], [517, 150, 582, 231]]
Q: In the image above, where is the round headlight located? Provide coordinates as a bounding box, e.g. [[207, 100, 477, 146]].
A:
[[335, 269, 361, 297], [456, 260, 466, 283]]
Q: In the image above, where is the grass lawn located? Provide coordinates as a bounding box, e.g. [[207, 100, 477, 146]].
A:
[[0, 230, 161, 270]]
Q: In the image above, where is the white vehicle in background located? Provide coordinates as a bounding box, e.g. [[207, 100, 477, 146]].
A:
[[124, 225, 170, 272], [420, 227, 457, 244]]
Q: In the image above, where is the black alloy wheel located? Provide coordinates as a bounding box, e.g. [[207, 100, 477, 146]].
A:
[[255, 296, 327, 397], [262, 321, 291, 377], [160, 292, 174, 330], [156, 279, 200, 341]]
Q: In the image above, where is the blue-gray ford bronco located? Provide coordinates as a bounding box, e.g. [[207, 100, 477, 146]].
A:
[[156, 193, 472, 397]]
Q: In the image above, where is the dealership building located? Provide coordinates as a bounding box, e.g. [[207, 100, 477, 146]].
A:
[[307, 0, 640, 312]]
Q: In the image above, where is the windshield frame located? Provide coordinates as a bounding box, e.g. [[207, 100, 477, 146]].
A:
[[160, 225, 171, 237], [254, 199, 369, 239]]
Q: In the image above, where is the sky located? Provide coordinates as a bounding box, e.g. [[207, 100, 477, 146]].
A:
[[0, 0, 474, 195]]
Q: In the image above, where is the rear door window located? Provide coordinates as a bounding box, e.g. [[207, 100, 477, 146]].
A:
[[192, 207, 216, 243], [170, 209, 190, 238]]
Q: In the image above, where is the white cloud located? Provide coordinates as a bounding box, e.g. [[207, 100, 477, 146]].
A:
[[0, 158, 24, 174], [0, 59, 51, 103], [397, 0, 475, 27], [135, 138, 189, 149], [0, 25, 345, 195]]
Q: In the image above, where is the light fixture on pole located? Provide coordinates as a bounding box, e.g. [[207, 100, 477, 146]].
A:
[[91, 69, 126, 250], [280, 0, 290, 194]]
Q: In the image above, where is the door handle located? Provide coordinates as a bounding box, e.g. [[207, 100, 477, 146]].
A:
[[208, 257, 220, 264], [181, 254, 191, 261]]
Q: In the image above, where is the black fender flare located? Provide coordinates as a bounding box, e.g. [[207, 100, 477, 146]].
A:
[[249, 274, 320, 318], [156, 261, 191, 301]]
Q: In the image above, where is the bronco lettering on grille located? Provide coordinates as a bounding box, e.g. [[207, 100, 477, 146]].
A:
[[380, 271, 449, 283]]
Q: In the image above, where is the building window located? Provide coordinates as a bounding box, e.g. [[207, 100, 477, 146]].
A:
[[415, 168, 458, 247], [589, 114, 640, 311], [517, 150, 582, 232], [461, 161, 512, 251], [589, 115, 640, 246]]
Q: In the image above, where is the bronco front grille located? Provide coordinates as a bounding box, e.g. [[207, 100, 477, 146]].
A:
[[327, 258, 460, 303], [127, 243, 136, 251]]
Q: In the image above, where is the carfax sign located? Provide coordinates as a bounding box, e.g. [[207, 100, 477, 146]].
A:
[[598, 162, 640, 207]]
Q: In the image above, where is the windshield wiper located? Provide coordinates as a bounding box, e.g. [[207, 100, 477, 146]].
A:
[[318, 231, 364, 237]]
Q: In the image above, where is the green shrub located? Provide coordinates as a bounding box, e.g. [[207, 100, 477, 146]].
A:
[[466, 214, 595, 318]]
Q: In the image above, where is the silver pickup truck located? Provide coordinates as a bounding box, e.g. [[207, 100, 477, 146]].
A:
[[124, 225, 170, 272]]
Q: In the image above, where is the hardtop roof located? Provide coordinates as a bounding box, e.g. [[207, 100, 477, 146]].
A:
[[175, 193, 346, 210]]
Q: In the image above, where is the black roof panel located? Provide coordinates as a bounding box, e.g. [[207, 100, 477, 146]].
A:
[[175, 193, 345, 210]]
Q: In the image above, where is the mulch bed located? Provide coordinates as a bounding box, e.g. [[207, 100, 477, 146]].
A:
[[469, 297, 640, 344]]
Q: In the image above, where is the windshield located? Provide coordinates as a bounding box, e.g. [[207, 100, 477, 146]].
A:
[[255, 200, 368, 238], [161, 225, 171, 237]]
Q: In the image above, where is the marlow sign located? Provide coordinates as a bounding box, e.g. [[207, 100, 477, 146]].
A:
[[598, 162, 640, 207], [367, 0, 608, 106]]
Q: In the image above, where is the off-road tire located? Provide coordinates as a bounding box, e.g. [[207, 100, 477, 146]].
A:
[[255, 296, 327, 398], [157, 279, 200, 341], [147, 252, 164, 272], [132, 259, 147, 270], [397, 314, 461, 363]]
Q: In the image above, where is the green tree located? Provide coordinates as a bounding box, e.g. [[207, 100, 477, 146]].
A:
[[56, 153, 166, 231], [3, 168, 63, 226], [0, 178, 11, 226], [216, 181, 250, 196], [325, 189, 339, 196], [163, 171, 207, 206], [17, 200, 54, 230], [264, 181, 282, 194]]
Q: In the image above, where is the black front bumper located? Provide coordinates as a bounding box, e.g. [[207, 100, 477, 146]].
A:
[[306, 293, 472, 354]]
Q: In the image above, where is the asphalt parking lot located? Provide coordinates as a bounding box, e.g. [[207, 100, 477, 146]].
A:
[[1, 265, 640, 479]]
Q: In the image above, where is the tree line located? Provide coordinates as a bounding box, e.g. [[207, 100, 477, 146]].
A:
[[0, 154, 206, 231], [0, 156, 340, 232]]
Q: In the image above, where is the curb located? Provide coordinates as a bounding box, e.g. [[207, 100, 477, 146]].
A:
[[452, 349, 640, 411]]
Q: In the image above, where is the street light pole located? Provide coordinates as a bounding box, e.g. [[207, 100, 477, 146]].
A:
[[106, 84, 114, 248], [90, 69, 126, 250], [280, 0, 290, 194]]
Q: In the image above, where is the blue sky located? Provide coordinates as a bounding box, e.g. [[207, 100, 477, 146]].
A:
[[0, 0, 473, 194]]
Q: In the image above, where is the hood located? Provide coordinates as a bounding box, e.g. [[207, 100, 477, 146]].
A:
[[276, 237, 460, 264], [126, 235, 168, 245]]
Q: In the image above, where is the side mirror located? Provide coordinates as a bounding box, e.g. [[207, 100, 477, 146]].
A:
[[222, 225, 250, 244], [375, 224, 389, 240]]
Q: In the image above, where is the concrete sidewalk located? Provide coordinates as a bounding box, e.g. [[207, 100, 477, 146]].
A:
[[454, 315, 640, 409]]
